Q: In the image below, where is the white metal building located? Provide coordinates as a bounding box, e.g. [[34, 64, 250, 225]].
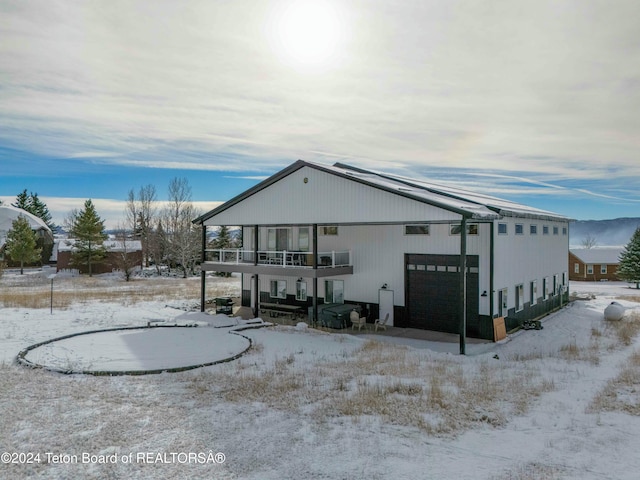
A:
[[194, 161, 570, 342]]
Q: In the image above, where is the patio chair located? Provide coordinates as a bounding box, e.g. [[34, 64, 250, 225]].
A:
[[374, 313, 389, 332], [350, 309, 366, 331]]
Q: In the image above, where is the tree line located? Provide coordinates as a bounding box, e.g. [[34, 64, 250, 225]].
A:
[[1, 179, 240, 279]]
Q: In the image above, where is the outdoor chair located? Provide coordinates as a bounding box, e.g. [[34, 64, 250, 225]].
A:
[[350, 309, 366, 331], [374, 313, 389, 332]]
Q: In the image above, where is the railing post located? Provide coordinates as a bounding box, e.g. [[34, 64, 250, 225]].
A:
[[332, 251, 335, 267], [236, 249, 240, 264], [283, 250, 287, 267]]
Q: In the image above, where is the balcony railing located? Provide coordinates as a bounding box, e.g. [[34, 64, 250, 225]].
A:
[[204, 249, 351, 269]]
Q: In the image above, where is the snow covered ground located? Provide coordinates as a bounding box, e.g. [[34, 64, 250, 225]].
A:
[[1, 272, 640, 479]]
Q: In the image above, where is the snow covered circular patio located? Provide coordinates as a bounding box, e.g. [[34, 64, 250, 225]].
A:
[[17, 313, 260, 375]]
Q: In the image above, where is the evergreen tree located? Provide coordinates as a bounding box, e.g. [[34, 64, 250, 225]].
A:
[[210, 226, 235, 277], [5, 216, 42, 274], [618, 227, 640, 289], [12, 189, 56, 231], [68, 199, 108, 276]]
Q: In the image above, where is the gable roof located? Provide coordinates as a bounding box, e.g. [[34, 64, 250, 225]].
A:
[[570, 247, 623, 264], [193, 160, 568, 225]]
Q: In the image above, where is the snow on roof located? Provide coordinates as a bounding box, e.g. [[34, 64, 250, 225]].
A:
[[326, 164, 498, 220], [570, 247, 623, 264], [0, 205, 51, 248], [57, 239, 142, 252], [329, 162, 568, 221]]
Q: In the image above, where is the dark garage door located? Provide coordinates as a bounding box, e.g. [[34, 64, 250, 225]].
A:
[[405, 254, 479, 335]]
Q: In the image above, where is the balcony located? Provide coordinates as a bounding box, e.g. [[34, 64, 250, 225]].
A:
[[202, 249, 353, 277]]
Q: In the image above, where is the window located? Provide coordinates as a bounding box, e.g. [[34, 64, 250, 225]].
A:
[[515, 284, 524, 312], [530, 280, 537, 306], [320, 226, 338, 236], [268, 228, 290, 251], [543, 277, 550, 300], [574, 263, 580, 274], [298, 227, 310, 251], [562, 227, 567, 235], [296, 280, 307, 301], [450, 223, 478, 235], [553, 274, 559, 295], [405, 224, 430, 235], [324, 280, 344, 304], [601, 265, 607, 274], [553, 226, 559, 235], [515, 224, 524, 235], [498, 223, 508, 234], [543, 226, 549, 235], [587, 264, 594, 275], [530, 225, 538, 235], [270, 280, 287, 299]]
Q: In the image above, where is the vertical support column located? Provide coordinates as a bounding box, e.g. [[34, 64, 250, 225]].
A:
[[459, 217, 467, 355], [200, 223, 207, 313], [489, 222, 495, 320], [312, 224, 318, 326], [253, 225, 259, 265], [253, 225, 259, 317]]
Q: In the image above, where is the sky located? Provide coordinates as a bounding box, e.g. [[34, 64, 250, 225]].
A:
[[1, 0, 640, 229]]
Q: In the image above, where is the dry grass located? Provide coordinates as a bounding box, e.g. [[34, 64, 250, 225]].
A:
[[195, 340, 555, 437], [491, 462, 566, 480], [558, 341, 601, 365], [0, 275, 227, 309], [589, 350, 640, 415], [606, 311, 640, 346]]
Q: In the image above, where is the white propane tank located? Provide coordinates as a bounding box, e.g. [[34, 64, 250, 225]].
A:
[[604, 301, 625, 321]]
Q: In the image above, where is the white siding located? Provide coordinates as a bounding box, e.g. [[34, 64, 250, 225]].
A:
[[492, 218, 569, 312], [205, 166, 464, 226], [250, 222, 494, 321]]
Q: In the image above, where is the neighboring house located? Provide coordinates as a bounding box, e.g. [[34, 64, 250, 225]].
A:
[[193, 161, 570, 340], [569, 247, 622, 282], [0, 205, 53, 263], [55, 239, 143, 275]]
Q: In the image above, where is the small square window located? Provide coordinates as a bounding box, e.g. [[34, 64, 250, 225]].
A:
[[530, 225, 538, 235], [553, 226, 559, 235], [543, 226, 549, 235], [562, 227, 567, 235], [498, 223, 508, 234], [515, 224, 524, 235], [320, 226, 338, 235], [405, 224, 430, 235]]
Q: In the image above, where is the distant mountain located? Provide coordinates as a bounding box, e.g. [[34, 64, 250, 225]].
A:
[[570, 217, 640, 247]]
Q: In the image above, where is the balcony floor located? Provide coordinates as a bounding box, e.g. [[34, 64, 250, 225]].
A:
[[201, 262, 353, 278]]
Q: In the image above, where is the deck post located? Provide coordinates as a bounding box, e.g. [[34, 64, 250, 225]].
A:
[[253, 225, 259, 316], [200, 224, 206, 312]]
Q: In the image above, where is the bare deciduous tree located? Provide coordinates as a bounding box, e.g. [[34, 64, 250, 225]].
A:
[[162, 178, 201, 278], [581, 234, 598, 249], [112, 224, 140, 281], [126, 184, 157, 267]]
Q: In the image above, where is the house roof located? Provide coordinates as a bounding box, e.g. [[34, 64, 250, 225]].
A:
[[56, 239, 142, 252], [0, 205, 52, 249], [193, 160, 569, 225], [570, 247, 623, 264]]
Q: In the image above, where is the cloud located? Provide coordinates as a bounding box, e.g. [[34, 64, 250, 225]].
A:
[[1, 0, 640, 208]]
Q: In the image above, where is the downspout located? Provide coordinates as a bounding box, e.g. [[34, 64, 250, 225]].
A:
[[200, 223, 206, 313], [459, 216, 468, 355]]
